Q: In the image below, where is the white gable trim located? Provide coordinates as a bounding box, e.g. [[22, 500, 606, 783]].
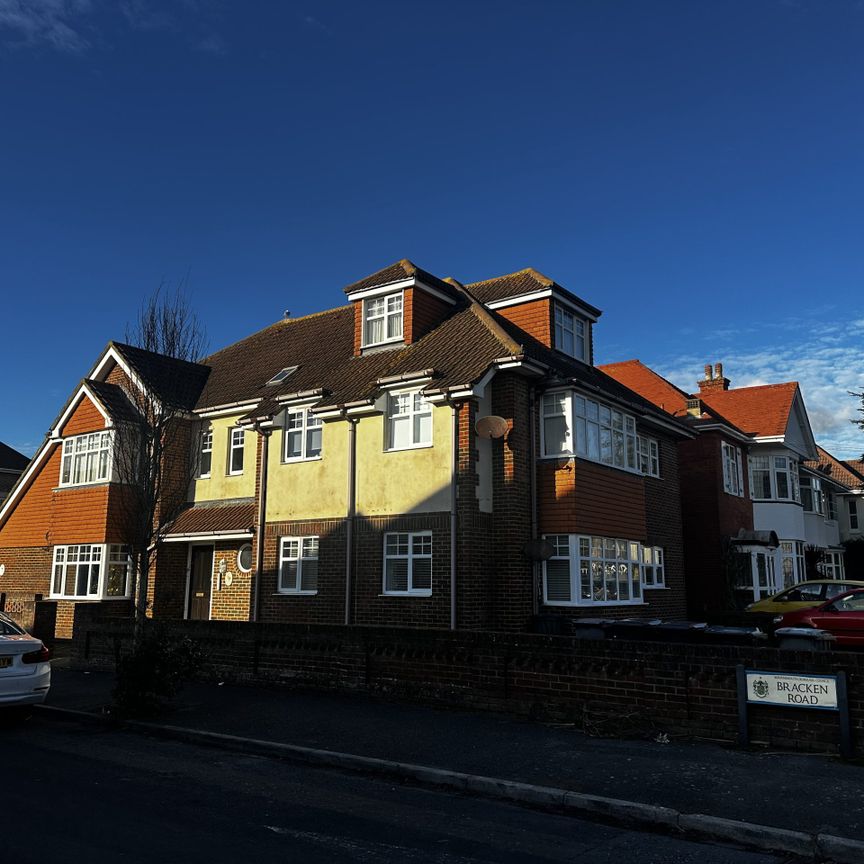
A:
[[486, 289, 599, 323], [348, 277, 457, 306], [51, 382, 112, 439], [0, 438, 58, 527]]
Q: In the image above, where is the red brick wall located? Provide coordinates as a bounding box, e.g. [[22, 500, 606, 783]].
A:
[[210, 541, 253, 621], [679, 431, 754, 615], [61, 395, 105, 436], [404, 286, 452, 344], [496, 299, 552, 347]]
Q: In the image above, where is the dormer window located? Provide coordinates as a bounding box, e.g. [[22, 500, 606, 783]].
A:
[[363, 293, 403, 347], [554, 305, 586, 361]]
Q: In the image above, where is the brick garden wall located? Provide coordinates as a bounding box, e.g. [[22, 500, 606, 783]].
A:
[[73, 616, 864, 757]]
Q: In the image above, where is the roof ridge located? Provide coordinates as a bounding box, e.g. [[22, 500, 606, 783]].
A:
[[466, 266, 546, 287]]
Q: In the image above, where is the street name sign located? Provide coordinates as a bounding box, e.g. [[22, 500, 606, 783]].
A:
[[745, 670, 838, 710]]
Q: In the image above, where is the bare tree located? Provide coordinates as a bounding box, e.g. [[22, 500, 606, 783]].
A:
[[113, 280, 208, 633]]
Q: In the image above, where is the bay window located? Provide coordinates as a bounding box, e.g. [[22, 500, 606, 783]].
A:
[[60, 432, 112, 487], [542, 390, 638, 472], [748, 454, 799, 502], [543, 535, 667, 606], [51, 544, 132, 599]]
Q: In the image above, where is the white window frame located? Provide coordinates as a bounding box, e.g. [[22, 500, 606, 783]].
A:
[[638, 436, 660, 478], [849, 498, 859, 531], [198, 427, 213, 478], [779, 540, 805, 588], [59, 431, 112, 487], [541, 390, 638, 473], [363, 292, 403, 347], [721, 442, 744, 497], [818, 550, 845, 580], [748, 454, 800, 502], [277, 536, 319, 594], [383, 531, 433, 596], [542, 535, 650, 607], [228, 428, 245, 475], [283, 408, 322, 462], [50, 543, 132, 600], [385, 390, 433, 451], [553, 304, 586, 361], [800, 475, 825, 515]]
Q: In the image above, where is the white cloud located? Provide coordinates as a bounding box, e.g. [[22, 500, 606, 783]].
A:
[[0, 0, 93, 52], [652, 314, 864, 460]]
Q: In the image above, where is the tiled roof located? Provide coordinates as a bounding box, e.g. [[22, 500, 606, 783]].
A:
[[112, 342, 210, 411], [343, 259, 461, 300], [0, 441, 28, 472], [806, 447, 864, 490], [699, 383, 799, 438], [85, 379, 140, 424], [165, 500, 256, 536], [466, 268, 602, 318], [598, 360, 745, 433]]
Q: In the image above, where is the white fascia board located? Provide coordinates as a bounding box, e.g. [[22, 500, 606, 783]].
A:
[[51, 383, 112, 438], [162, 530, 253, 543], [89, 345, 151, 402], [195, 399, 261, 418], [694, 423, 753, 446], [486, 289, 599, 323], [348, 278, 415, 301], [0, 438, 57, 526], [377, 376, 434, 391], [493, 357, 547, 376], [345, 403, 379, 416], [440, 366, 498, 401], [311, 407, 345, 420], [276, 389, 324, 406]]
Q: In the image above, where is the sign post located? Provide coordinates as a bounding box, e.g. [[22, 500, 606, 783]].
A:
[[736, 666, 852, 758]]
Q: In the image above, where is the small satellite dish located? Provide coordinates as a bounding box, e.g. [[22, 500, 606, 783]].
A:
[[523, 539, 555, 562], [475, 415, 508, 439]]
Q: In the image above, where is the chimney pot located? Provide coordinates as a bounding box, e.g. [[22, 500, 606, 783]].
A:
[[715, 362, 723, 379], [704, 364, 713, 380]]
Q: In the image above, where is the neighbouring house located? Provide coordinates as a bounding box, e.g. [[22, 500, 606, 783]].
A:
[[0, 441, 29, 502], [0, 259, 692, 638], [601, 359, 846, 610], [805, 447, 864, 577]]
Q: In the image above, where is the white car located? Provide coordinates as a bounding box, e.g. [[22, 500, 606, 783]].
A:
[[0, 611, 51, 708]]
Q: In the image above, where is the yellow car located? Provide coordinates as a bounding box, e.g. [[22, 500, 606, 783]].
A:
[[746, 580, 864, 614]]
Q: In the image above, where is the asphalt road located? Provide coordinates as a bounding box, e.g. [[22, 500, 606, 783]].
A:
[[1, 715, 790, 864]]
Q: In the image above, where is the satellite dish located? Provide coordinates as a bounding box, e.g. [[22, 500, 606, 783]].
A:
[[523, 539, 555, 561], [475, 415, 508, 439]]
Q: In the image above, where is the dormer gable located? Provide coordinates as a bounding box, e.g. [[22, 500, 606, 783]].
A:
[[344, 259, 461, 356], [465, 268, 601, 363]]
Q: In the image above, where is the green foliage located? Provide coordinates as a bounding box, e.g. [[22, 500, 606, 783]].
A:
[[112, 624, 206, 718]]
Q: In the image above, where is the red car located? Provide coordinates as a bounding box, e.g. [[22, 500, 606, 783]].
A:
[[776, 588, 864, 647]]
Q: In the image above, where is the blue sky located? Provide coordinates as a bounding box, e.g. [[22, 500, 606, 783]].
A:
[[1, 0, 862, 458]]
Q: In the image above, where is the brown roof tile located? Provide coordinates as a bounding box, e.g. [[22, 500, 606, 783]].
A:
[[806, 447, 864, 490], [343, 258, 461, 300], [165, 500, 256, 536], [111, 342, 210, 411], [85, 379, 140, 424], [466, 268, 602, 318]]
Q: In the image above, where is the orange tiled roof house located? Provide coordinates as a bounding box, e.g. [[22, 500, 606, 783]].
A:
[[0, 260, 693, 638]]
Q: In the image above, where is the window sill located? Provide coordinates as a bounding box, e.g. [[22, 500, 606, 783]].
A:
[[282, 456, 323, 464], [643, 585, 668, 590], [55, 480, 111, 491], [273, 591, 318, 596], [385, 443, 433, 453], [543, 600, 648, 608], [361, 336, 404, 351], [227, 471, 244, 477], [380, 591, 432, 598]]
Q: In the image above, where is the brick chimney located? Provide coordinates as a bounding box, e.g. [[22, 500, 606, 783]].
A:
[[698, 362, 730, 394]]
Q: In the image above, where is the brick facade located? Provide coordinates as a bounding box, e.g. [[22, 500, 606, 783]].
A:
[[495, 298, 553, 346]]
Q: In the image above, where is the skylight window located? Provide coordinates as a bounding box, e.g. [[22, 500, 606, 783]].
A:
[[266, 366, 298, 386]]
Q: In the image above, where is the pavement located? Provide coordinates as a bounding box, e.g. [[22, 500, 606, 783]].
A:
[[41, 657, 864, 861]]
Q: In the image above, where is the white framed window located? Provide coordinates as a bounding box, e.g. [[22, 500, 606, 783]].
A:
[[237, 544, 253, 573], [542, 390, 638, 472], [363, 293, 403, 347], [800, 475, 825, 515], [543, 535, 644, 606], [386, 391, 432, 450], [266, 366, 297, 386], [553, 305, 586, 361], [826, 491, 836, 521], [278, 536, 319, 594], [198, 427, 213, 478], [384, 531, 432, 595], [849, 498, 859, 530], [749, 454, 799, 502], [228, 428, 245, 475], [642, 546, 665, 587], [819, 550, 845, 580], [638, 436, 660, 478], [283, 409, 322, 461], [780, 540, 805, 588], [51, 543, 132, 599], [721, 443, 744, 496], [60, 432, 112, 487]]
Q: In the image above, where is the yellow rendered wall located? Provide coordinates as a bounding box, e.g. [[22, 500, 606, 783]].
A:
[[190, 414, 256, 502], [355, 404, 452, 515], [266, 417, 348, 521]]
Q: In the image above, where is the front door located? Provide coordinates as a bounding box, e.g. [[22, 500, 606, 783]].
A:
[[188, 545, 214, 620]]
